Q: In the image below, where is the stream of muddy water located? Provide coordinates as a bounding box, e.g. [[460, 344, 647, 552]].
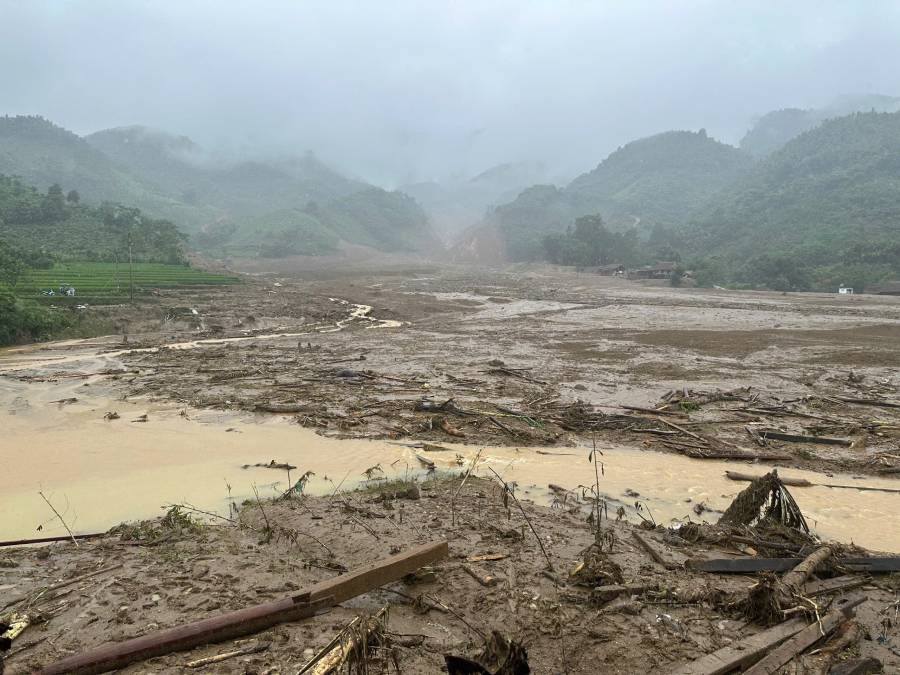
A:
[[2, 317, 898, 551]]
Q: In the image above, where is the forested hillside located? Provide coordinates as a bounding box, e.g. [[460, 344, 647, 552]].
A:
[[0, 116, 437, 258], [224, 189, 436, 258], [739, 94, 900, 157], [477, 130, 752, 260], [0, 174, 185, 263], [685, 111, 900, 291]]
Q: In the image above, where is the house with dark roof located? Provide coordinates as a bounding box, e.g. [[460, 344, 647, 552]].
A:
[[629, 261, 677, 279]]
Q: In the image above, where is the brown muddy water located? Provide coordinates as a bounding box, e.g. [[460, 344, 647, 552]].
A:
[[2, 365, 897, 551]]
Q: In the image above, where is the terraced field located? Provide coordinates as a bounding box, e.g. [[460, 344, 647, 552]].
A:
[[17, 262, 240, 304]]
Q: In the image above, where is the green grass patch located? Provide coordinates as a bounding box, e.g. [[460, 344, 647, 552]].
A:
[[16, 262, 239, 304]]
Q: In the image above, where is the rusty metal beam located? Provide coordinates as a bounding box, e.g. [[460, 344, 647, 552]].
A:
[[38, 540, 448, 675], [0, 533, 104, 548]]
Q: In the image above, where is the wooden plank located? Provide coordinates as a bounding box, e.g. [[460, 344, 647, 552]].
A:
[[744, 596, 866, 675], [670, 617, 807, 675], [306, 540, 448, 604], [758, 429, 852, 447], [688, 557, 900, 574], [802, 575, 867, 597], [632, 530, 678, 570], [38, 541, 448, 675]]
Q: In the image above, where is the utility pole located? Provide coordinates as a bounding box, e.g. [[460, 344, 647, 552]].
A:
[[129, 242, 134, 304]]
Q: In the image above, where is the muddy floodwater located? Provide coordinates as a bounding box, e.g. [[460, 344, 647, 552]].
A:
[[2, 362, 897, 551]]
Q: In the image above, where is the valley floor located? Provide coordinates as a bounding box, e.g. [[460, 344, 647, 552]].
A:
[[2, 263, 900, 673], [39, 262, 900, 478]]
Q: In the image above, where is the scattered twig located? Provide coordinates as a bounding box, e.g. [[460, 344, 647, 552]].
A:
[[488, 467, 554, 572], [185, 641, 269, 668], [37, 491, 78, 547]]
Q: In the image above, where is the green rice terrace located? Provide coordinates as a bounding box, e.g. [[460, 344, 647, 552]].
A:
[[17, 262, 240, 304]]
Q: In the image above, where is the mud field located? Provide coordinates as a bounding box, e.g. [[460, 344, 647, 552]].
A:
[[2, 264, 900, 673], [2, 476, 899, 674], [10, 264, 900, 476]]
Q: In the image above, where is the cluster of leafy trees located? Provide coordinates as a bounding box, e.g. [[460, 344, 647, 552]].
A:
[[0, 174, 187, 264], [487, 130, 753, 261], [0, 239, 71, 345], [543, 215, 641, 267], [0, 174, 192, 345]]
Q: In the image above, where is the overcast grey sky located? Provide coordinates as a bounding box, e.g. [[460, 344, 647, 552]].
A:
[[2, 1, 899, 185]]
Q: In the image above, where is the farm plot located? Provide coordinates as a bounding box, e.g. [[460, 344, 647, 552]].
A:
[[17, 262, 239, 304]]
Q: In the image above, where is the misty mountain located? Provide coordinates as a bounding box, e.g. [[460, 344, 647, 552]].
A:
[[465, 130, 752, 261], [686, 111, 900, 290], [0, 116, 439, 258], [86, 126, 366, 214], [0, 115, 207, 228], [399, 161, 555, 241], [740, 94, 900, 157]]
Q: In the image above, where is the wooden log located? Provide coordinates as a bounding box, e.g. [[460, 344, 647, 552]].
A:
[[415, 454, 435, 470], [725, 470, 812, 488], [828, 657, 883, 674], [620, 405, 686, 417], [659, 418, 707, 442], [724, 471, 900, 494], [782, 545, 833, 594], [592, 583, 649, 603], [743, 595, 866, 675], [834, 396, 900, 410], [632, 531, 678, 570], [670, 617, 807, 674], [687, 557, 900, 573], [758, 429, 852, 447], [461, 564, 499, 587], [254, 402, 311, 413], [37, 541, 448, 675]]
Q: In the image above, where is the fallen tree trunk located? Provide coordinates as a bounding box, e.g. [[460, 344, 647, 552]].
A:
[[37, 541, 448, 675], [689, 557, 900, 573], [781, 545, 833, 596], [725, 470, 900, 494], [724, 471, 812, 488]]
